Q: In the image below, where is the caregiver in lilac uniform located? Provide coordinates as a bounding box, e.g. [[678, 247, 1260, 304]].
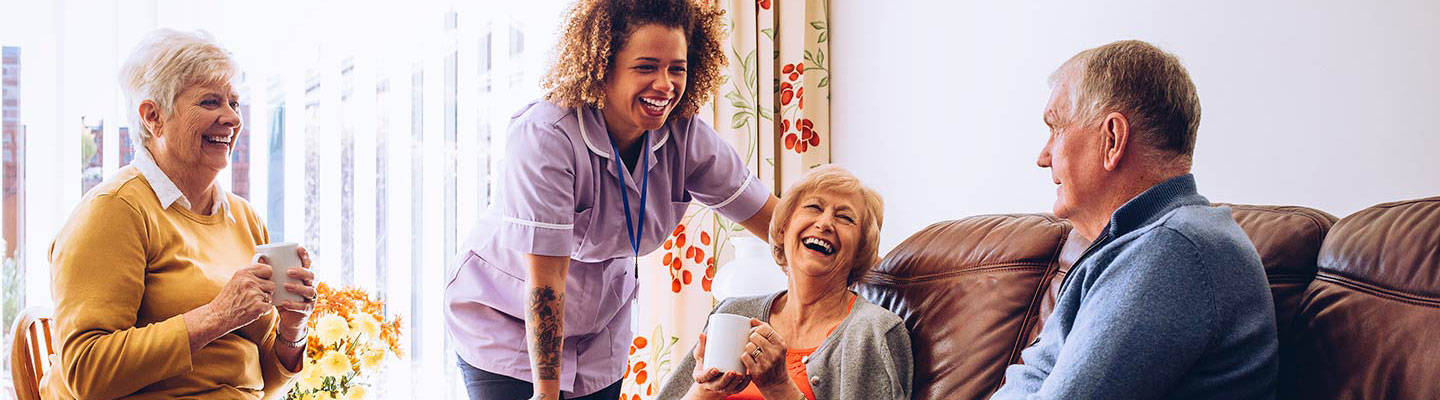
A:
[[444, 1, 777, 399]]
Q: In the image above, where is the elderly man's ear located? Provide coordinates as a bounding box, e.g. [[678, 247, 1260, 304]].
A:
[[1100, 111, 1131, 171], [139, 100, 164, 137]]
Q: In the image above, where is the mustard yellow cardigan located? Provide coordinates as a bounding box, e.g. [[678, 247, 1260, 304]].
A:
[[45, 166, 298, 399]]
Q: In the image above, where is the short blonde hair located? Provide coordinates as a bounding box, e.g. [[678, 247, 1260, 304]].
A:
[[769, 165, 885, 287], [541, 0, 727, 120], [119, 29, 238, 146]]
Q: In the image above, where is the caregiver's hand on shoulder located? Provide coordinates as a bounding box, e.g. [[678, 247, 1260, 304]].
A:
[[687, 333, 751, 399]]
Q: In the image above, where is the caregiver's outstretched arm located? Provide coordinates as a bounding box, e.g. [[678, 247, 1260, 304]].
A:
[[738, 197, 778, 241], [526, 253, 570, 400]]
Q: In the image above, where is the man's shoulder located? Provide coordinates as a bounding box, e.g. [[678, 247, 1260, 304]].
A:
[[1154, 205, 1258, 260], [1102, 204, 1263, 282]]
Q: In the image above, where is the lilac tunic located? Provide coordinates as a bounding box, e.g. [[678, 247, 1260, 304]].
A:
[[445, 100, 770, 396]]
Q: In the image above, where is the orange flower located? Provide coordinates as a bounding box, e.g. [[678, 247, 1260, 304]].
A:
[[290, 283, 406, 400]]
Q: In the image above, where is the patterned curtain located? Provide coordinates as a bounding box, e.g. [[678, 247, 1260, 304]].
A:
[[620, 0, 832, 398]]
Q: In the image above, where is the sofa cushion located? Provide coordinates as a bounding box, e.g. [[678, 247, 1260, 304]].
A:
[[1221, 204, 1337, 338], [1289, 197, 1440, 399], [858, 214, 1074, 400]]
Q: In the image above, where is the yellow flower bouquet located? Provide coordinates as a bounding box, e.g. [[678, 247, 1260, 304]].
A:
[[286, 283, 404, 400]]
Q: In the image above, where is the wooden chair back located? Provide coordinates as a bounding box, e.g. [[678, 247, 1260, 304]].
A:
[[9, 307, 56, 400]]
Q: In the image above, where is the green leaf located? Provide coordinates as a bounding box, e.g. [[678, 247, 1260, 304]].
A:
[[761, 28, 775, 40], [818, 76, 830, 88], [743, 50, 758, 92], [731, 115, 749, 129], [743, 50, 756, 77], [817, 31, 828, 43], [810, 21, 827, 30], [726, 93, 751, 111], [817, 50, 825, 65], [724, 90, 745, 103], [765, 158, 775, 166]]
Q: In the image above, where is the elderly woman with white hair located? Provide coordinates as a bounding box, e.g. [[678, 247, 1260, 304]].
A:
[[44, 29, 316, 399], [659, 165, 913, 399]]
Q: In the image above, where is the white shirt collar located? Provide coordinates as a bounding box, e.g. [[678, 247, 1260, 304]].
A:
[[132, 144, 233, 220]]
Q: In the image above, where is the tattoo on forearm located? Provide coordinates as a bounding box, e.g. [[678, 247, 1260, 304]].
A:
[[528, 286, 564, 381]]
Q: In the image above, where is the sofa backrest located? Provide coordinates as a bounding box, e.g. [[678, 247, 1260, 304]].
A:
[[1287, 197, 1440, 399], [858, 214, 1075, 400], [1223, 204, 1338, 342]]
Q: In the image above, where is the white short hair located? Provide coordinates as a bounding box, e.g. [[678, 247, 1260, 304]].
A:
[[119, 29, 237, 146]]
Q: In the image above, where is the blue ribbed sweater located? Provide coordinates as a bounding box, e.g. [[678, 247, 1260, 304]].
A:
[[992, 174, 1278, 399]]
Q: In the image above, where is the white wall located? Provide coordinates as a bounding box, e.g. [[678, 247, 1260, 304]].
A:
[[831, 0, 1440, 251]]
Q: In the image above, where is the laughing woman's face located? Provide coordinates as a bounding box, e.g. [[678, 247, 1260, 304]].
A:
[[600, 23, 688, 138], [149, 81, 242, 174], [782, 190, 864, 286]]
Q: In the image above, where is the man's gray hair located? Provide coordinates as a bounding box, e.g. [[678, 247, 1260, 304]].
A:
[[1050, 40, 1201, 160], [118, 29, 237, 147]]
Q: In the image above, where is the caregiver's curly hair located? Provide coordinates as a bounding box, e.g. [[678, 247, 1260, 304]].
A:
[[542, 0, 727, 119]]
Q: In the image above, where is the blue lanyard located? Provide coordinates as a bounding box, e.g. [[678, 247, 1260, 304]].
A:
[[608, 132, 650, 260]]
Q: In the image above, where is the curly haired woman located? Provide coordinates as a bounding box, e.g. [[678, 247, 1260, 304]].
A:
[[444, 1, 778, 399]]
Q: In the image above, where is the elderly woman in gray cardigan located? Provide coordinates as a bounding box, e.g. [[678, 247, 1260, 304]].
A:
[[659, 165, 912, 400]]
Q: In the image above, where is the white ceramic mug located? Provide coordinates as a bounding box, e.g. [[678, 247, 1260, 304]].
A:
[[702, 313, 752, 373], [253, 242, 304, 306]]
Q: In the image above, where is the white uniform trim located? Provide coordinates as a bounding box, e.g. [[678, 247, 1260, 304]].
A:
[[708, 172, 756, 209], [502, 216, 574, 230]]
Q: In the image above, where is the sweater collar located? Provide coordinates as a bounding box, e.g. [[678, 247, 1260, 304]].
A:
[[1104, 173, 1209, 237]]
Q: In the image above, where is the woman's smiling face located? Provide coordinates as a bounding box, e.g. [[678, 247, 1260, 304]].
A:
[[600, 23, 688, 137], [149, 81, 242, 174], [782, 190, 864, 285]]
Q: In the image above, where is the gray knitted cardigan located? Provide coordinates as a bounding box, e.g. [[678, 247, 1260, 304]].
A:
[[656, 291, 913, 399]]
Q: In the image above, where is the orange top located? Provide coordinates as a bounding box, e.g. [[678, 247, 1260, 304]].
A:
[[727, 295, 856, 400], [727, 346, 818, 400]]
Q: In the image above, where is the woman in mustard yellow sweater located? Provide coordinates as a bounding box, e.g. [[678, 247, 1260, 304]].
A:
[[45, 29, 317, 399]]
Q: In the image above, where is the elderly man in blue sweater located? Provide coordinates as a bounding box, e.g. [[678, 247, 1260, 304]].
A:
[[991, 40, 1278, 399]]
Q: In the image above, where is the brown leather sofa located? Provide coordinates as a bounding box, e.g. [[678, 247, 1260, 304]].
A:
[[858, 197, 1440, 399]]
